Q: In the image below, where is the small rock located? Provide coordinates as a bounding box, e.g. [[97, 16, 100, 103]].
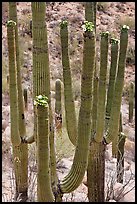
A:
[[108, 199, 116, 202], [2, 119, 8, 131]]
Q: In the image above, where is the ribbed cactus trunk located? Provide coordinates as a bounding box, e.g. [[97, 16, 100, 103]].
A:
[[59, 20, 95, 194], [35, 97, 54, 202], [60, 21, 78, 146], [7, 20, 28, 201], [88, 32, 109, 202], [117, 112, 126, 183], [87, 142, 106, 202], [8, 2, 28, 201], [31, 3, 60, 201], [129, 82, 134, 122]]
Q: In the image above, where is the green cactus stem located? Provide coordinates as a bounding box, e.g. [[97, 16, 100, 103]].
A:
[[105, 38, 119, 131], [7, 20, 21, 149], [23, 88, 28, 111], [9, 2, 27, 140], [129, 82, 134, 122], [55, 79, 62, 115], [55, 79, 62, 134], [31, 2, 50, 142], [85, 2, 97, 32], [32, 3, 60, 200], [35, 95, 54, 202], [117, 112, 126, 183], [8, 3, 28, 200], [105, 25, 129, 144], [59, 21, 95, 193], [7, 20, 29, 201], [60, 20, 78, 146], [94, 31, 110, 143]]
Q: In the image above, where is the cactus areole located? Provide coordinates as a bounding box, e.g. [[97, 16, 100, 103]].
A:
[[34, 95, 48, 107], [7, 20, 16, 27]]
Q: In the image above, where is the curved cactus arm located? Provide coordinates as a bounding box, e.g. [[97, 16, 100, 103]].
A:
[[105, 25, 129, 144], [60, 20, 78, 146], [35, 96, 54, 202], [105, 38, 119, 131], [59, 21, 95, 193], [129, 82, 135, 122], [94, 31, 110, 143]]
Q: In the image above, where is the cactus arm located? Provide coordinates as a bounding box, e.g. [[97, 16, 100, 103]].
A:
[[7, 20, 28, 201], [105, 25, 129, 144], [60, 21, 78, 146], [105, 38, 119, 131], [8, 4, 28, 201], [129, 82, 134, 122], [94, 32, 110, 143], [7, 20, 21, 146], [9, 2, 27, 138], [117, 112, 126, 183], [35, 96, 54, 202], [55, 79, 62, 115], [55, 79, 62, 134], [59, 21, 95, 193]]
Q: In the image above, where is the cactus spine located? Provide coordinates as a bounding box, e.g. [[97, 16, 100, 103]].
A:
[[35, 95, 54, 202], [60, 21, 78, 146], [129, 82, 134, 122]]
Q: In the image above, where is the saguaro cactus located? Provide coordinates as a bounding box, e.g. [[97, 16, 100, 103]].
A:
[[55, 79, 62, 132], [7, 20, 28, 202], [8, 4, 28, 201], [34, 95, 54, 202], [117, 112, 126, 183], [31, 3, 60, 201], [129, 82, 134, 122]]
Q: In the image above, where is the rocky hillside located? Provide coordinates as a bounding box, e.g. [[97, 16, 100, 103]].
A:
[[2, 2, 135, 202]]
